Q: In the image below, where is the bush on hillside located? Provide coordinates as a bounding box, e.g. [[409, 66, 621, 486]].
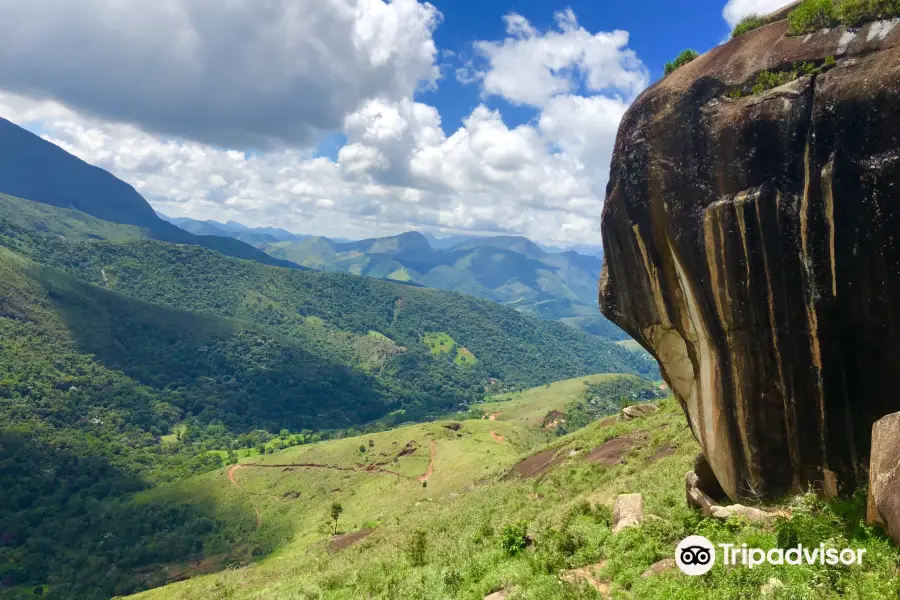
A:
[[664, 49, 699, 75], [407, 529, 428, 566], [789, 0, 839, 33], [499, 521, 530, 556], [732, 14, 767, 37], [788, 0, 900, 34]]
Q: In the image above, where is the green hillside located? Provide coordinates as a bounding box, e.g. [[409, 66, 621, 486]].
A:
[[0, 204, 658, 598], [0, 215, 651, 394], [118, 391, 897, 600], [0, 120, 299, 270], [253, 232, 623, 340]]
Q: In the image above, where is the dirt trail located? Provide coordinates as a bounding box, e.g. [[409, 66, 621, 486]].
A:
[[227, 464, 262, 529], [329, 528, 375, 551], [418, 440, 436, 482], [227, 442, 439, 526], [228, 446, 437, 488], [227, 464, 243, 488], [490, 431, 505, 443]]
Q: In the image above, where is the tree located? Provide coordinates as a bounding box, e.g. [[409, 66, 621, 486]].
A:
[[664, 49, 699, 75], [330, 502, 343, 535]]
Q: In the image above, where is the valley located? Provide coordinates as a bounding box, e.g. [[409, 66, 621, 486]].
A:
[[0, 131, 651, 598], [164, 217, 620, 340]]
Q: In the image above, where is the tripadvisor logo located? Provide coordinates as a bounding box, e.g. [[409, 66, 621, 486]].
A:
[[675, 535, 867, 576], [676, 535, 716, 575]]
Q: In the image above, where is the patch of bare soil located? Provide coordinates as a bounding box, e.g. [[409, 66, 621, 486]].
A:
[[585, 436, 643, 466], [506, 449, 566, 480], [488, 411, 501, 421], [396, 442, 418, 458], [329, 528, 374, 551], [489, 430, 505, 443], [542, 410, 566, 429], [418, 440, 436, 482], [646, 443, 675, 464]]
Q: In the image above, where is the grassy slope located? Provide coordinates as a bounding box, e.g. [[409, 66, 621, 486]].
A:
[[479, 374, 630, 428], [129, 393, 899, 600], [0, 192, 148, 241]]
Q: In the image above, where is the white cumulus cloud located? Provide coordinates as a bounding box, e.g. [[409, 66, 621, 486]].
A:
[[723, 0, 795, 27], [0, 7, 650, 247], [0, 0, 441, 148]]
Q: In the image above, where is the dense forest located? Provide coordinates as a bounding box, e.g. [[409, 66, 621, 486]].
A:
[[0, 199, 653, 598]]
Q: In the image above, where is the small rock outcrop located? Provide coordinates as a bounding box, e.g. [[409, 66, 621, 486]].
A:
[[612, 493, 644, 534], [761, 577, 785, 598], [867, 411, 900, 543], [621, 404, 659, 419], [710, 504, 779, 524], [641, 558, 675, 578], [599, 7, 900, 500], [685, 471, 715, 516]]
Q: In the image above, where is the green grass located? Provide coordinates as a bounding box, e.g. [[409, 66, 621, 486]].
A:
[[478, 374, 631, 429], [0, 192, 148, 241], [731, 14, 768, 37], [424, 331, 479, 366], [126, 395, 900, 600], [425, 332, 457, 356], [615, 339, 643, 352], [664, 49, 699, 75], [386, 267, 412, 282], [788, 0, 900, 34], [454, 346, 479, 366]]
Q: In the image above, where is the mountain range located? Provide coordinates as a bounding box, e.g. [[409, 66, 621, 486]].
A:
[[160, 215, 618, 339], [0, 117, 299, 270]]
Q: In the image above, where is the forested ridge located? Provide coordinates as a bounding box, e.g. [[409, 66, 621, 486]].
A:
[[0, 199, 651, 598]]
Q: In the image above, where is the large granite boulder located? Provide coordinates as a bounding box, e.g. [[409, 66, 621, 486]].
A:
[[599, 11, 900, 500], [867, 411, 900, 543]]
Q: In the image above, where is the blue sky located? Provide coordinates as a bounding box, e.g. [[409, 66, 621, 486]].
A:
[[421, 0, 732, 134], [0, 0, 787, 245]]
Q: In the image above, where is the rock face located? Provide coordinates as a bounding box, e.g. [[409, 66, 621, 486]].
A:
[[867, 411, 900, 543], [599, 13, 900, 501], [612, 493, 643, 533]]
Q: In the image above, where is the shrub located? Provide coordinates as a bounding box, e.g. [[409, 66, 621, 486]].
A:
[[788, 0, 839, 34], [732, 14, 767, 37], [664, 49, 699, 75], [499, 521, 529, 556], [751, 68, 799, 94], [788, 0, 900, 34], [407, 529, 428, 566], [838, 0, 872, 23], [441, 567, 462, 591]]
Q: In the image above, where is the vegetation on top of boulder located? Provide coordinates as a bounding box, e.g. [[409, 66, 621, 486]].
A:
[[664, 49, 699, 75], [726, 58, 837, 99], [731, 14, 768, 37], [788, 0, 900, 35]]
